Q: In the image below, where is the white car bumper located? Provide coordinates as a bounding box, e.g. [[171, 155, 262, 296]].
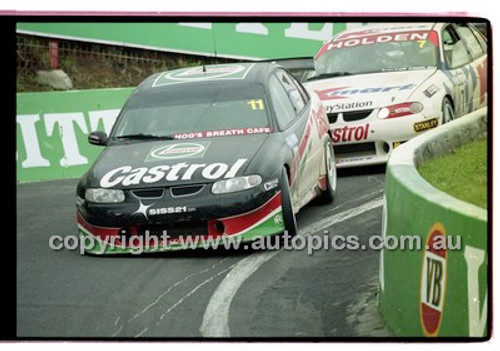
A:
[[331, 112, 440, 168]]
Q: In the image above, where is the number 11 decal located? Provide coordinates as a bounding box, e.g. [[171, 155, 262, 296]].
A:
[[248, 99, 264, 110]]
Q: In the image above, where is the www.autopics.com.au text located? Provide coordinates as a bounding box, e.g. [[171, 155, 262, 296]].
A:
[[49, 230, 462, 255]]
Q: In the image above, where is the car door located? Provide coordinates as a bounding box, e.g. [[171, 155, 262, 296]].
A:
[[268, 69, 313, 211], [278, 69, 324, 200], [454, 23, 488, 112], [441, 24, 471, 117]]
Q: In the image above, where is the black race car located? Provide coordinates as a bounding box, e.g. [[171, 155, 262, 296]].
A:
[[76, 62, 337, 254]]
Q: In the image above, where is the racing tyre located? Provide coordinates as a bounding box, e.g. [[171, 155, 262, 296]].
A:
[[280, 167, 297, 237], [319, 140, 337, 203], [441, 97, 455, 124]]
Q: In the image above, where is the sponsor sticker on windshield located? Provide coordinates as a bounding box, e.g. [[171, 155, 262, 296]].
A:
[[153, 64, 256, 87], [315, 30, 438, 58], [145, 141, 211, 162], [247, 99, 265, 110], [173, 127, 272, 140]]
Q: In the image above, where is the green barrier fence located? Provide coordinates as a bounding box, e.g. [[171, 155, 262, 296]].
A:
[[379, 109, 488, 338], [17, 88, 134, 182], [17, 22, 366, 60]]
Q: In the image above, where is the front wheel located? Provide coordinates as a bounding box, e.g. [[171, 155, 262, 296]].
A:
[[319, 140, 337, 203], [280, 168, 297, 237], [441, 97, 455, 124]]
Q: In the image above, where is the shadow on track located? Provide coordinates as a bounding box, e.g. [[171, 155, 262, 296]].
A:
[[337, 164, 386, 177]]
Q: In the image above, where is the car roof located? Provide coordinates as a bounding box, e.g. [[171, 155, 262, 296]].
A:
[[137, 62, 277, 92]]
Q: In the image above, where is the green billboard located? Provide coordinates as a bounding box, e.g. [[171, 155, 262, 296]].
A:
[[17, 88, 134, 182], [16, 22, 365, 60]]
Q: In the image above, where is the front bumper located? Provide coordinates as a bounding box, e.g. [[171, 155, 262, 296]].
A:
[[76, 191, 284, 254], [331, 113, 439, 168]]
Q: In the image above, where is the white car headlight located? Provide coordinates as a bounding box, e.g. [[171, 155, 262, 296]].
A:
[[85, 188, 125, 203], [212, 175, 262, 194]]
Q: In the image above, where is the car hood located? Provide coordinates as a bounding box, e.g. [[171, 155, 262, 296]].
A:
[[304, 69, 436, 110], [87, 134, 269, 189]]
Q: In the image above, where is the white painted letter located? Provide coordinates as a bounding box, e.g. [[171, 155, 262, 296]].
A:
[[464, 245, 488, 337], [44, 113, 89, 167], [236, 23, 269, 35], [16, 114, 50, 168], [285, 23, 334, 41], [89, 109, 120, 135], [178, 23, 212, 29]]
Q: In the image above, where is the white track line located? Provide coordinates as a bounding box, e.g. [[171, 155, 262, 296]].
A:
[[200, 250, 279, 337], [112, 258, 228, 337], [200, 196, 384, 337], [132, 258, 228, 320], [301, 197, 384, 237], [135, 263, 236, 338]]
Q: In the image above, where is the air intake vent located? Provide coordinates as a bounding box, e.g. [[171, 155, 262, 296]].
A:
[[334, 142, 376, 156], [342, 109, 373, 122], [327, 112, 339, 124], [170, 185, 205, 197], [131, 188, 164, 198]]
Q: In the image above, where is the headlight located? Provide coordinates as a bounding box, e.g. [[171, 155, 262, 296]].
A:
[[85, 188, 125, 203], [378, 102, 424, 119], [212, 175, 262, 194]]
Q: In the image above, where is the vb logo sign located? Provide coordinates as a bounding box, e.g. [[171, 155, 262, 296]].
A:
[[420, 223, 448, 337]]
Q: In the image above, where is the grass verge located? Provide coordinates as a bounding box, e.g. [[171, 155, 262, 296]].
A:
[[418, 137, 487, 209]]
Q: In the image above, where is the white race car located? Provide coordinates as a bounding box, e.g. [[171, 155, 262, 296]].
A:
[[304, 22, 488, 167]]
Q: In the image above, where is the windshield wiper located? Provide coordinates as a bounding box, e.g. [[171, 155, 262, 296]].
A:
[[113, 133, 176, 140], [306, 72, 351, 81]]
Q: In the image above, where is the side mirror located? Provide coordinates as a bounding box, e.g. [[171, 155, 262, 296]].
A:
[[88, 131, 108, 146]]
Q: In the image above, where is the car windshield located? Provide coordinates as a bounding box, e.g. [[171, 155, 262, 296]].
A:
[[313, 30, 439, 76], [112, 81, 270, 139]]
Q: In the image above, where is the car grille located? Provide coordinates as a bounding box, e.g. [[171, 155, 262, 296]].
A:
[[131, 188, 164, 198], [328, 110, 373, 124], [130, 185, 205, 199], [334, 142, 376, 157], [170, 185, 205, 197]]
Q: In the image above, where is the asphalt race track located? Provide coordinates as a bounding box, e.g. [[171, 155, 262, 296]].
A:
[[17, 167, 392, 338]]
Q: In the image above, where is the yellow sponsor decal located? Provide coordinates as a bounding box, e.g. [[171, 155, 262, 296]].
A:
[[414, 118, 438, 133]]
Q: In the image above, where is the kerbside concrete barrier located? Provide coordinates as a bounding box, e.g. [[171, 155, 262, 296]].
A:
[[378, 107, 488, 338], [16, 88, 134, 182]]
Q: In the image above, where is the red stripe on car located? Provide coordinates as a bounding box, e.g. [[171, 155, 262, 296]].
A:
[[216, 192, 282, 235], [298, 123, 312, 159], [76, 211, 121, 239]]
